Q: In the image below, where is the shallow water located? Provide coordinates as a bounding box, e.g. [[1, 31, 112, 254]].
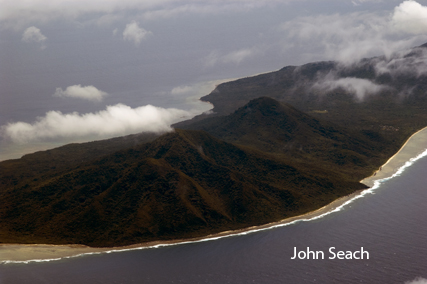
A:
[[1, 149, 427, 283]]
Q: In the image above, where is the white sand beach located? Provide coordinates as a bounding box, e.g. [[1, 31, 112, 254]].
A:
[[361, 126, 427, 187]]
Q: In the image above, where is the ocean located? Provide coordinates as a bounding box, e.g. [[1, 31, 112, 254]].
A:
[[1, 144, 426, 283]]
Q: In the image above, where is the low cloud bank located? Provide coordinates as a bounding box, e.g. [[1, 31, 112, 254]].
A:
[[2, 104, 193, 143], [280, 1, 427, 64], [374, 46, 427, 78], [312, 75, 387, 100], [53, 85, 108, 101]]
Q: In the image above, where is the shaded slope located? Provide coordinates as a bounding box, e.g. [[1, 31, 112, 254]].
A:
[[181, 97, 388, 179], [0, 129, 364, 246]]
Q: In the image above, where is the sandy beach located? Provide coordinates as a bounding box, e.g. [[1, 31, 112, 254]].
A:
[[361, 126, 427, 187], [2, 127, 427, 264]]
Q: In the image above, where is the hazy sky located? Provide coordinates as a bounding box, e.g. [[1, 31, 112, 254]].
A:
[[1, 0, 427, 159]]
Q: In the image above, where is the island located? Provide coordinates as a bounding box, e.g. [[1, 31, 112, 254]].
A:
[[1, 43, 427, 251]]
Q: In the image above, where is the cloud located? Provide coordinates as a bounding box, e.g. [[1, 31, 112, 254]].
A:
[[140, 1, 279, 20], [171, 85, 195, 96], [405, 277, 427, 284], [122, 21, 152, 46], [169, 79, 230, 112], [374, 45, 427, 77], [312, 75, 388, 100], [203, 47, 260, 67], [53, 85, 108, 101], [95, 13, 122, 27], [21, 26, 47, 48], [280, 1, 427, 64], [0, 0, 286, 30], [351, 0, 383, 4], [0, 0, 167, 29], [392, 0, 427, 34], [2, 104, 193, 143], [222, 48, 258, 64]]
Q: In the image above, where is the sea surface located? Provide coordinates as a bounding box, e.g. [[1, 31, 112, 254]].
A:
[[1, 148, 427, 283]]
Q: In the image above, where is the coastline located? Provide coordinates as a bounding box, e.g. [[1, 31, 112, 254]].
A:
[[360, 126, 427, 187], [0, 189, 361, 263], [2, 127, 427, 264]]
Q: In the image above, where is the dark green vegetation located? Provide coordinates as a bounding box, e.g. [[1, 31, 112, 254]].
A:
[[1, 44, 427, 247], [0, 127, 364, 246]]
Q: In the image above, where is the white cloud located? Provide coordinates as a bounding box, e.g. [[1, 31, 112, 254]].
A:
[[122, 21, 152, 46], [22, 26, 46, 42], [312, 75, 388, 100], [392, 1, 427, 34], [203, 47, 260, 67], [2, 104, 193, 143], [53, 85, 108, 101], [21, 26, 47, 48], [280, 1, 427, 64], [405, 277, 427, 284]]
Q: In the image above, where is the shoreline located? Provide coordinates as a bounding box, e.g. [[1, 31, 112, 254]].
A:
[[2, 127, 427, 264], [360, 126, 427, 187], [0, 189, 361, 263]]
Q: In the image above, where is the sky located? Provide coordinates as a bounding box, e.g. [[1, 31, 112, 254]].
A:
[[1, 0, 427, 160]]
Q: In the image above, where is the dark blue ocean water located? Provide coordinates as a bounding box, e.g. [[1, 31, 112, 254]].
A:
[[1, 151, 427, 284]]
